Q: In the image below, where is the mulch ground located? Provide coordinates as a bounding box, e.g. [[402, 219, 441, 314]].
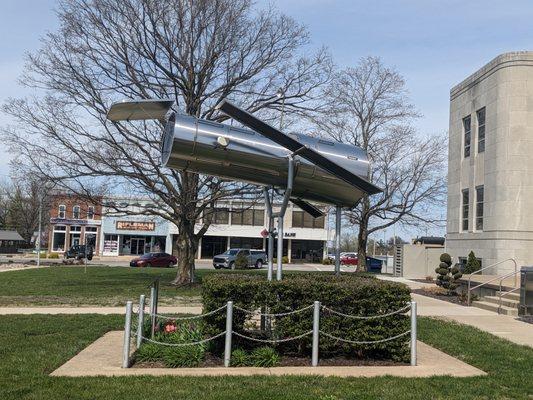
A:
[[411, 288, 468, 306], [133, 354, 406, 368]]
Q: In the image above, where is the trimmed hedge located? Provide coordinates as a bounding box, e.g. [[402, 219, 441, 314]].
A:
[[202, 273, 411, 362]]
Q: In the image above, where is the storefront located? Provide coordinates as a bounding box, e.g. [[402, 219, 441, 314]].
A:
[[101, 216, 170, 256]]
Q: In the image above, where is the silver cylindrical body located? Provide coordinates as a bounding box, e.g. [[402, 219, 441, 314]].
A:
[[161, 114, 371, 207]]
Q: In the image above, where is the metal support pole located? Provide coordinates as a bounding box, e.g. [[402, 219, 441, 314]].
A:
[[312, 301, 320, 366], [122, 300, 133, 368], [224, 301, 233, 367], [264, 187, 274, 282], [334, 205, 341, 275], [136, 294, 145, 348], [149, 285, 156, 339], [37, 193, 43, 268], [410, 301, 417, 366], [276, 215, 284, 281]]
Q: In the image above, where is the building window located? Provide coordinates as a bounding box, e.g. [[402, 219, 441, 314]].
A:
[[58, 205, 66, 219], [73, 205, 81, 219], [461, 189, 469, 231], [475, 185, 484, 231], [463, 115, 471, 158], [231, 208, 264, 226], [87, 206, 94, 220], [52, 225, 66, 252], [477, 107, 485, 153], [292, 211, 325, 229]]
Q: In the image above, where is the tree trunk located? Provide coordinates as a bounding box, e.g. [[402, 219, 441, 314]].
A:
[[357, 199, 371, 272], [171, 221, 198, 285], [357, 217, 369, 272]]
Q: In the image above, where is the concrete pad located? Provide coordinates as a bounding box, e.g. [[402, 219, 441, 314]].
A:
[[51, 331, 485, 378], [0, 306, 203, 315]]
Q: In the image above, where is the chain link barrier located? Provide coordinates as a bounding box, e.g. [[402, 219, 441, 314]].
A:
[[319, 329, 411, 344], [150, 304, 227, 321], [141, 330, 227, 347], [233, 304, 314, 317], [233, 330, 313, 343], [321, 304, 411, 320]]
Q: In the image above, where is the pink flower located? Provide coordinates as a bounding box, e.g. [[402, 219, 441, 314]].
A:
[[164, 323, 176, 333]]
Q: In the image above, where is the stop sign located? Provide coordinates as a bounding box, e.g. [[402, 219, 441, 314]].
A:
[[260, 228, 269, 238]]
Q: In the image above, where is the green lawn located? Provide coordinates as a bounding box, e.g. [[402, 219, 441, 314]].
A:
[[0, 314, 532, 399], [0, 266, 214, 306]]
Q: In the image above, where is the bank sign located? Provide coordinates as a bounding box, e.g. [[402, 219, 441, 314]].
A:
[[116, 221, 155, 231]]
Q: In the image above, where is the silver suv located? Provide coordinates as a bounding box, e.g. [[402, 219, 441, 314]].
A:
[[213, 248, 267, 269]]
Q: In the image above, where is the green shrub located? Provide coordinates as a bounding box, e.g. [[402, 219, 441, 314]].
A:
[[47, 253, 59, 259], [162, 345, 205, 367], [234, 251, 249, 269], [202, 273, 410, 362], [230, 348, 249, 367], [463, 251, 481, 274], [135, 342, 164, 362], [440, 253, 452, 264], [435, 253, 462, 294], [272, 256, 290, 264], [250, 346, 279, 367], [322, 258, 332, 265]]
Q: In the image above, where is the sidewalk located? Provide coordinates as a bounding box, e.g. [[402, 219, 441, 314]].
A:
[[0, 305, 203, 315], [377, 275, 533, 348]]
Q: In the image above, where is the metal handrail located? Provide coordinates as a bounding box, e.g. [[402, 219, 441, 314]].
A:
[[467, 258, 517, 305], [498, 270, 521, 314]]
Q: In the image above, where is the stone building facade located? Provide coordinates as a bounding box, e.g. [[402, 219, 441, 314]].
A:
[[446, 52, 533, 274]]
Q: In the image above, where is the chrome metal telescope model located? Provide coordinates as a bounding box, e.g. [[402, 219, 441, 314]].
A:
[[107, 98, 382, 280]]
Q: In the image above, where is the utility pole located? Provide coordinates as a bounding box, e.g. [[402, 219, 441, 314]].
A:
[[36, 193, 42, 267]]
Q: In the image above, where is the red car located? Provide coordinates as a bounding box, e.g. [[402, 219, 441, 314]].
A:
[[130, 252, 177, 268], [340, 252, 358, 265]]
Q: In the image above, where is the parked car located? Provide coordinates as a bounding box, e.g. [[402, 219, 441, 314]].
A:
[[130, 252, 177, 268], [213, 248, 266, 269], [64, 244, 93, 261], [340, 252, 358, 265]]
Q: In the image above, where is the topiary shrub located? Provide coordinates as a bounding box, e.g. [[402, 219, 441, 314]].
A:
[[435, 253, 462, 294], [202, 273, 411, 362], [463, 251, 481, 274]]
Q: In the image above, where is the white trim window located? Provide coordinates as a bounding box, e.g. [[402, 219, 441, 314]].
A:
[[475, 185, 484, 231], [58, 205, 66, 219], [461, 189, 469, 232], [52, 225, 66, 252], [463, 115, 471, 158], [87, 206, 94, 220], [73, 205, 81, 219]]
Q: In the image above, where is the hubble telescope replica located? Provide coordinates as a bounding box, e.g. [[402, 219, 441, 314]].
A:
[[107, 98, 381, 280]]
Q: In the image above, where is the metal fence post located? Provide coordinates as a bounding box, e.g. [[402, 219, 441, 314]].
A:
[[410, 300, 417, 366], [137, 294, 145, 348], [149, 285, 156, 339], [312, 301, 320, 366], [122, 300, 133, 368], [224, 301, 233, 367]]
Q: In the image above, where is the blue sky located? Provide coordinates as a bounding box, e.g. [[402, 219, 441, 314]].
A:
[[1, 0, 533, 237]]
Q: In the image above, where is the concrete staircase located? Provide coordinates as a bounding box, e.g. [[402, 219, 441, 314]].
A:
[[471, 292, 520, 316]]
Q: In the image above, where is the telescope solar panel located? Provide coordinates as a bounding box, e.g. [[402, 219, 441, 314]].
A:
[[217, 100, 382, 196]]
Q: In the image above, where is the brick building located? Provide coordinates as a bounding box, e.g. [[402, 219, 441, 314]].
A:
[[48, 193, 102, 255]]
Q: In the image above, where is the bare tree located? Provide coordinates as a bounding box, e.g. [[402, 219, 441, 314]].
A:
[[1, 0, 332, 283], [316, 57, 446, 271], [0, 178, 50, 244]]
